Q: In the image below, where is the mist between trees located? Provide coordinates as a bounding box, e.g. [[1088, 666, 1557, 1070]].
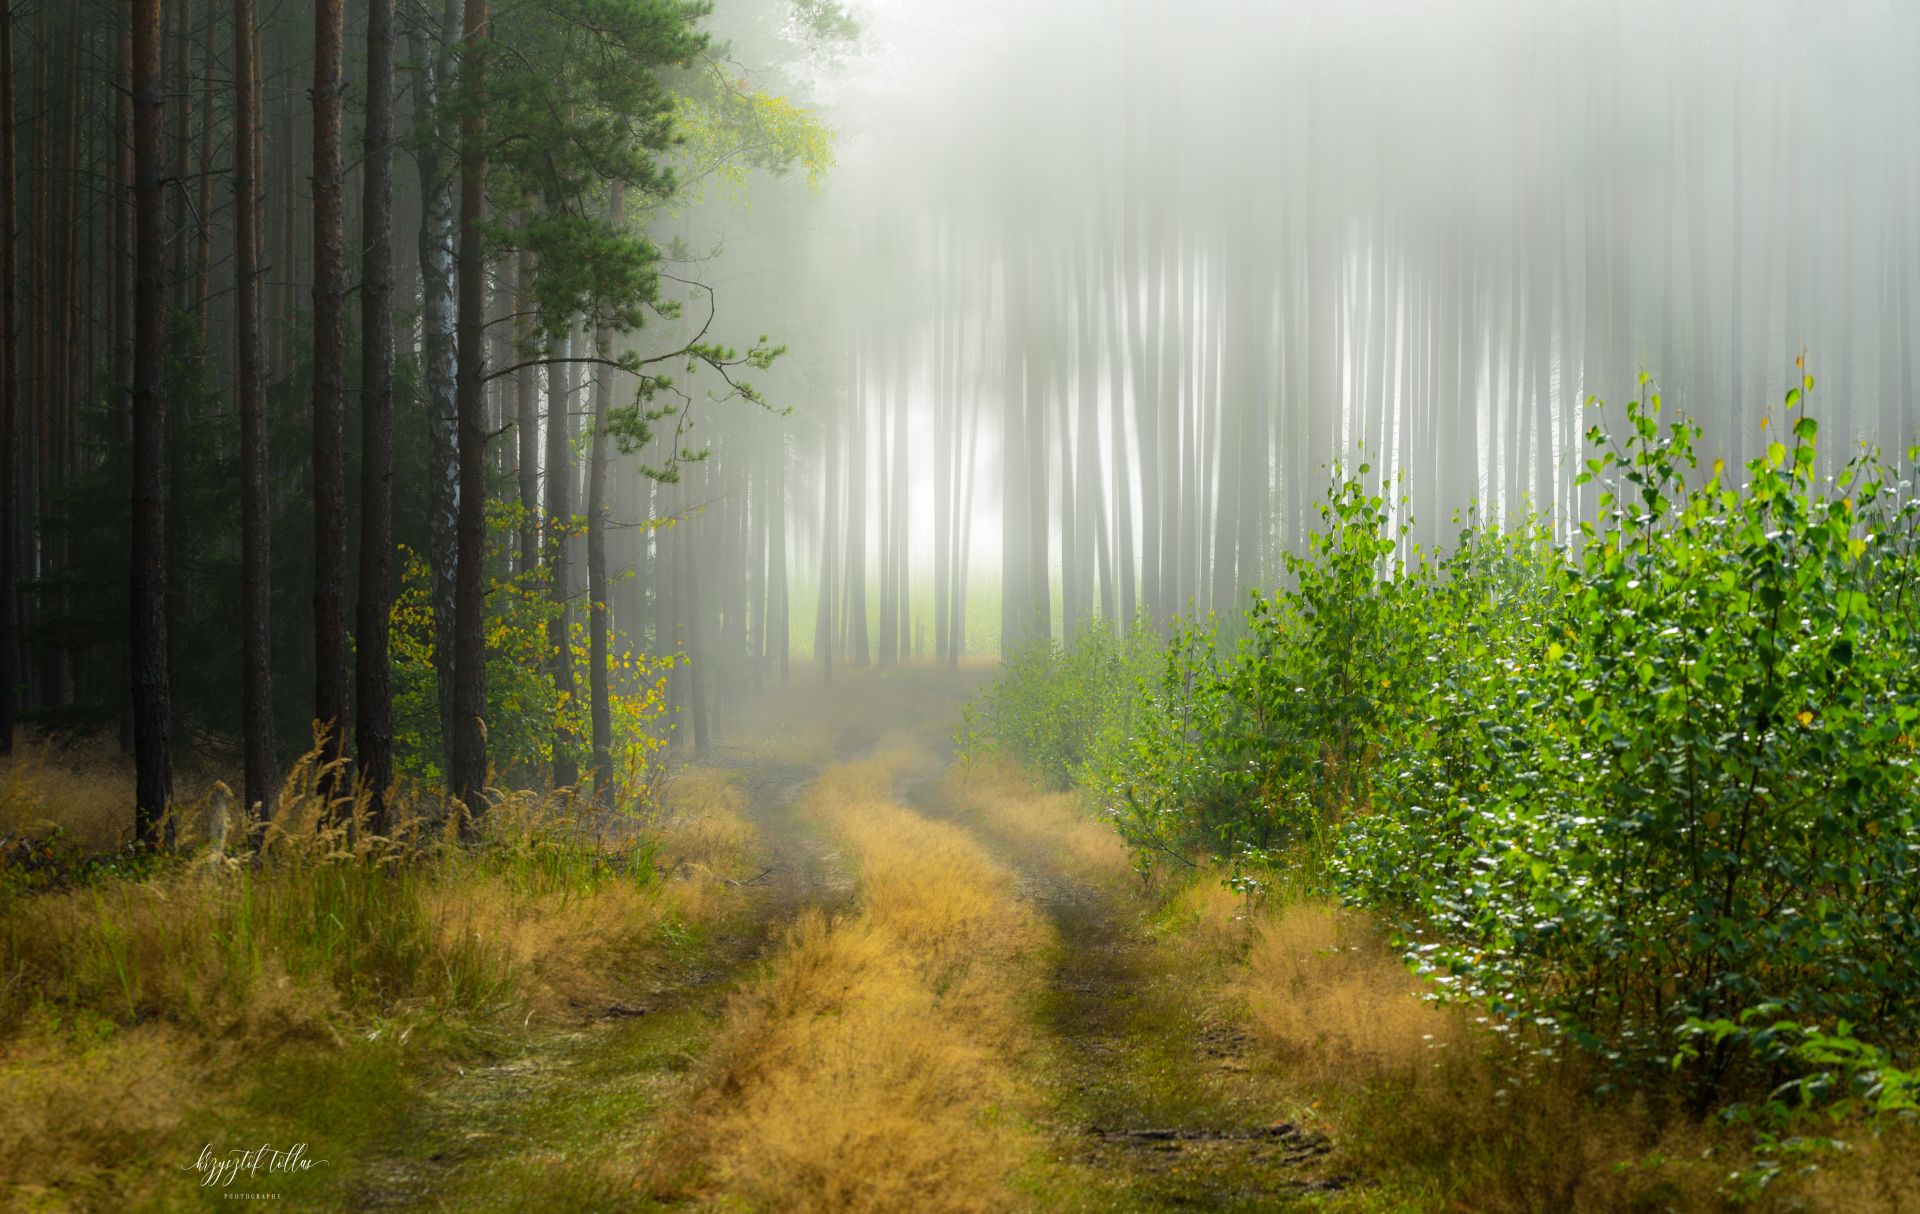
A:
[[0, 0, 1915, 833]]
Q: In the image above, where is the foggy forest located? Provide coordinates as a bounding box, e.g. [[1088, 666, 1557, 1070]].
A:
[[2, 0, 1918, 1209]]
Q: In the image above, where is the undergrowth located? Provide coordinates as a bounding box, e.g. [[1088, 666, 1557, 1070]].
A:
[[0, 734, 758, 1209], [971, 378, 1920, 1202]]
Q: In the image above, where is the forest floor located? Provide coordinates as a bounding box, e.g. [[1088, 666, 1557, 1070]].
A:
[[317, 670, 1356, 1212], [11, 669, 1903, 1212]]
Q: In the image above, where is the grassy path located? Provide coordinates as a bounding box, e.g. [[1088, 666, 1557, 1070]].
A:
[[167, 672, 1356, 1212], [625, 674, 1355, 1211], [924, 768, 1352, 1212], [338, 769, 825, 1210], [18, 672, 1901, 1213]]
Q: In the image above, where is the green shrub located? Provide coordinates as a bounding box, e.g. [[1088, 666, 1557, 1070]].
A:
[[976, 378, 1920, 1112]]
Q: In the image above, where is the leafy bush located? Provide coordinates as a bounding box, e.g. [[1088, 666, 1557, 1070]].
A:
[[966, 616, 1158, 793], [390, 501, 675, 798], [977, 379, 1920, 1112]]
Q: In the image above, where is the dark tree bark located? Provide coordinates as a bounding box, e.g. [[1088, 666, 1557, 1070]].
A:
[[586, 180, 624, 800], [170, 0, 191, 308], [544, 328, 577, 788], [448, 0, 491, 817], [114, 19, 134, 753], [515, 249, 539, 575], [130, 0, 174, 844], [193, 0, 217, 331], [0, 0, 16, 756], [234, 0, 275, 817], [312, 0, 350, 778], [355, 0, 398, 827]]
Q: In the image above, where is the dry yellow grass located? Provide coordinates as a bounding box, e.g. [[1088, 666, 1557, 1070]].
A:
[[0, 746, 764, 1208], [1242, 900, 1459, 1086], [0, 1022, 208, 1203], [656, 751, 1047, 1214], [1792, 1124, 1920, 1213], [941, 759, 1135, 889], [1, 733, 240, 853], [1229, 897, 1838, 1212]]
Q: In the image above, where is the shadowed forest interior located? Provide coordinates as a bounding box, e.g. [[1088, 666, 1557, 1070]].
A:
[[1, 0, 1918, 1210]]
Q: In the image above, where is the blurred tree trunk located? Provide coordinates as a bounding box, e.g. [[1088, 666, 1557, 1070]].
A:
[[657, 479, 679, 702], [892, 353, 909, 656], [932, 262, 952, 663], [1080, 267, 1114, 624], [748, 448, 766, 689], [816, 408, 835, 681], [409, 0, 461, 774], [586, 180, 623, 800], [685, 463, 709, 755], [234, 0, 274, 817], [772, 439, 789, 685], [515, 250, 539, 574], [170, 0, 191, 309], [449, 0, 491, 818], [1106, 241, 1135, 620], [544, 326, 577, 788], [1000, 256, 1028, 648], [355, 0, 398, 827], [194, 0, 217, 331], [0, 0, 16, 755], [115, 18, 136, 753], [131, 0, 174, 845], [951, 319, 985, 666], [845, 366, 868, 665], [876, 355, 896, 666], [312, 0, 350, 780]]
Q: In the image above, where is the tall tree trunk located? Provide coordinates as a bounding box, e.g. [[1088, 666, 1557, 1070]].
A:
[[772, 438, 789, 684], [311, 0, 350, 778], [448, 0, 490, 817], [1107, 249, 1135, 620], [131, 0, 174, 845], [817, 410, 835, 680], [932, 284, 952, 663], [587, 181, 624, 800], [114, 19, 136, 752], [194, 0, 217, 331], [234, 0, 274, 817], [684, 464, 710, 755], [409, 0, 460, 775], [355, 0, 397, 827], [892, 355, 909, 656], [515, 250, 539, 574], [0, 0, 16, 756], [845, 373, 868, 665], [876, 363, 897, 666], [748, 451, 766, 687], [171, 0, 192, 308], [544, 328, 577, 788]]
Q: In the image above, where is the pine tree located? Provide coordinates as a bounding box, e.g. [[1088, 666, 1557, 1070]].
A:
[[234, 0, 275, 817], [130, 0, 173, 844], [355, 0, 398, 825]]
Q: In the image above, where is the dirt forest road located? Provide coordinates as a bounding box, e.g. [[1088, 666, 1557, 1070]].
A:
[[340, 668, 1349, 1213]]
